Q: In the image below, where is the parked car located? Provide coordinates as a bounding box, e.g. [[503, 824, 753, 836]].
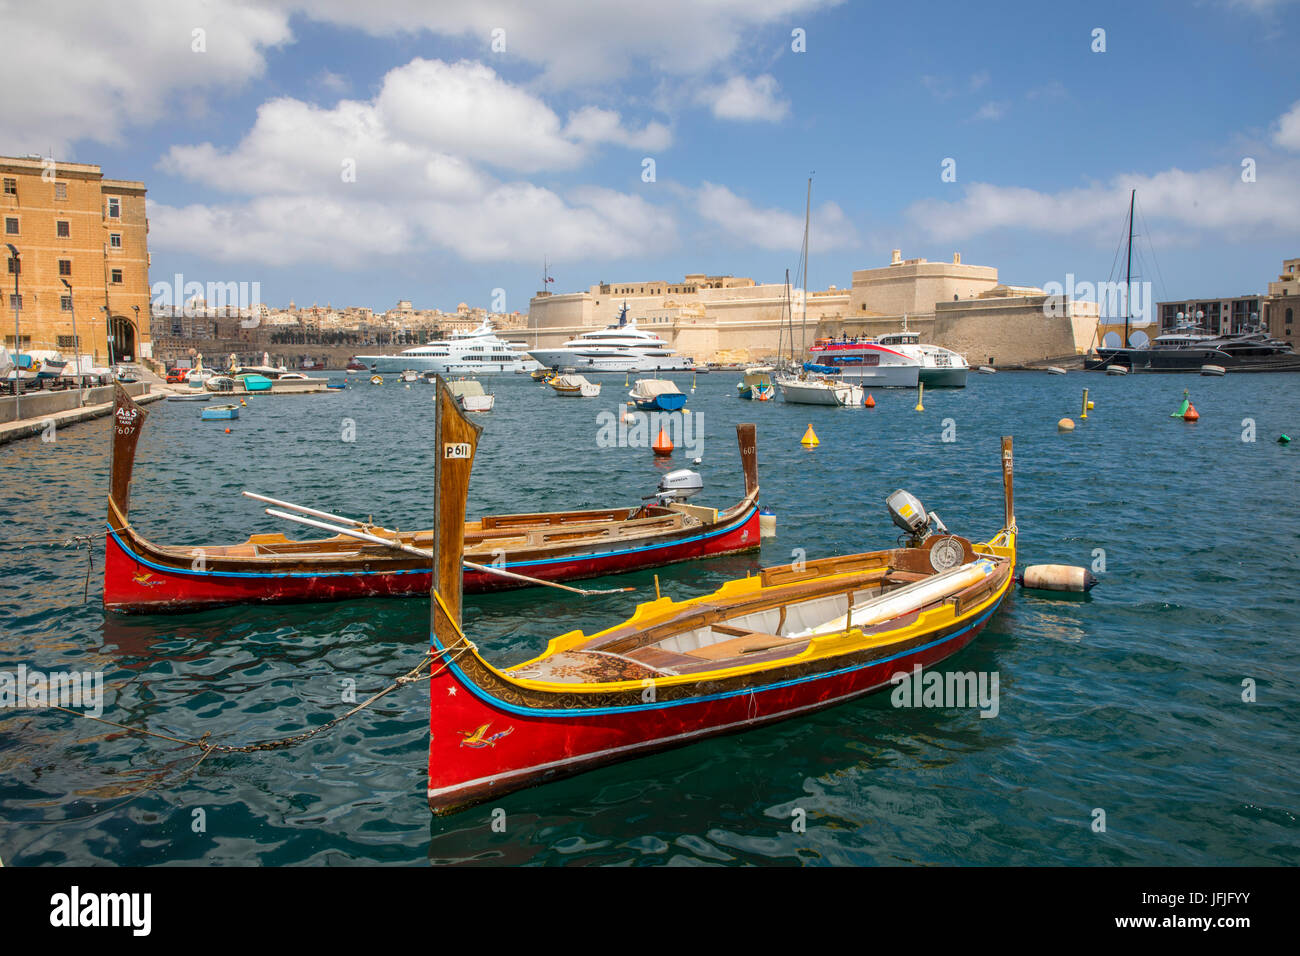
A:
[[165, 367, 191, 384]]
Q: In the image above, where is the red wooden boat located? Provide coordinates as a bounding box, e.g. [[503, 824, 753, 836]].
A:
[[103, 385, 760, 613], [425, 380, 1019, 814]]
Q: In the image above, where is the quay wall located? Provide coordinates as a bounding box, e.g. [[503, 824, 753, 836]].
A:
[[0, 382, 149, 425]]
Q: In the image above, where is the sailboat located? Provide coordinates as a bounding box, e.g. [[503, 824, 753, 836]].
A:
[[777, 177, 863, 407]]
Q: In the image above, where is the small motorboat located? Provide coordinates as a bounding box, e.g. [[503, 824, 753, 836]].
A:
[[448, 379, 494, 412], [1046, 367, 1067, 375], [1, 353, 39, 383], [1105, 365, 1129, 376], [737, 365, 777, 401], [531, 367, 555, 382], [421, 383, 1019, 814], [399, 369, 419, 383], [204, 376, 236, 392], [978, 366, 997, 375], [346, 359, 368, 372], [1200, 364, 1227, 377], [777, 375, 863, 406], [630, 378, 687, 411], [101, 383, 763, 613], [277, 372, 309, 381], [550, 373, 600, 397], [201, 404, 239, 420], [165, 392, 212, 402], [326, 382, 347, 390], [370, 374, 384, 385], [236, 373, 273, 392]]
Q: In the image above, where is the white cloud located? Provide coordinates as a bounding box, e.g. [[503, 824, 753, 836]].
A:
[[274, 0, 843, 89], [695, 182, 857, 252], [906, 165, 1300, 243], [0, 0, 291, 155], [696, 75, 790, 122], [161, 59, 671, 188], [971, 101, 1008, 122], [1273, 100, 1300, 151], [151, 57, 678, 266], [564, 106, 672, 151]]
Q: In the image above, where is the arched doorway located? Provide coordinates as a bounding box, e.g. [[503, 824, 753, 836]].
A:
[[110, 314, 136, 362]]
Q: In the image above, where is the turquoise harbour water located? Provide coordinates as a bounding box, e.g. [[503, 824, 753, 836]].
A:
[[1, 371, 1297, 866]]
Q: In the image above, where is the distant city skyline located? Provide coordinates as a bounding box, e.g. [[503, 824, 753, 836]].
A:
[[5, 0, 1298, 314]]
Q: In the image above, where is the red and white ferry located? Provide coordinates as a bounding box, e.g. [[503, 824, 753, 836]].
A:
[[808, 323, 969, 388]]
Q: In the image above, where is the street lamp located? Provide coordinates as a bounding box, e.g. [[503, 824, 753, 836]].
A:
[[5, 242, 21, 414], [102, 305, 116, 371], [61, 277, 85, 405]]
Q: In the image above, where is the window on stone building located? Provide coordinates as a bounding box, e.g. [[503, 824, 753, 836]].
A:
[[6, 257, 17, 275], [8, 295, 22, 311], [111, 268, 123, 284], [54, 182, 67, 200], [2, 178, 15, 196], [56, 220, 70, 237], [107, 196, 120, 218], [60, 295, 72, 312], [4, 217, 16, 235], [58, 259, 71, 276], [110, 233, 122, 248], [56, 335, 79, 348]]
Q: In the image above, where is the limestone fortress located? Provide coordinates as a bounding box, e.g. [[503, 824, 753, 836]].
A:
[[527, 250, 1100, 366]]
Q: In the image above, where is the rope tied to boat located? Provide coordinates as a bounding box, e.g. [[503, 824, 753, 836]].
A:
[[0, 530, 105, 602], [24, 639, 475, 824]]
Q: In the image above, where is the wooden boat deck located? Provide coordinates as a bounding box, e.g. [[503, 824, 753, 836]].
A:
[[144, 505, 708, 562]]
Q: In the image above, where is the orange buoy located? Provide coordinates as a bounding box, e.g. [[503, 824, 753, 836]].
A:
[[652, 427, 673, 456], [1183, 403, 1200, 422], [224, 427, 231, 434], [864, 393, 876, 408]]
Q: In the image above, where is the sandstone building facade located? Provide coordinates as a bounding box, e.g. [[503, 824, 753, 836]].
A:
[[1, 155, 150, 369]]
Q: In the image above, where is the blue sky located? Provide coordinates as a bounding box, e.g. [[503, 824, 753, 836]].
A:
[[5, 0, 1298, 313]]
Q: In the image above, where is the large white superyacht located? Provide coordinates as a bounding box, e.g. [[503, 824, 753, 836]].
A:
[[527, 305, 693, 373], [353, 321, 539, 374]]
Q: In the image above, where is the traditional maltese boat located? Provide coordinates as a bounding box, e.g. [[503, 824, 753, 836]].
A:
[[103, 385, 760, 613], [424, 379, 1018, 813]]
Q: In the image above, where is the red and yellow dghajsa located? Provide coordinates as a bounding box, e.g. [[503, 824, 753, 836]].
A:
[[426, 380, 1017, 814], [102, 385, 760, 613]]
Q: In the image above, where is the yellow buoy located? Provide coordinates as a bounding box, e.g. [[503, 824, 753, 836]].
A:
[[914, 382, 925, 412], [1081, 387, 1089, 420], [801, 424, 819, 447], [1087, 400, 1094, 411], [1058, 417, 1075, 431]]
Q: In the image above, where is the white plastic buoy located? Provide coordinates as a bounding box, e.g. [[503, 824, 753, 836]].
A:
[[1020, 565, 1098, 592], [759, 508, 777, 538]]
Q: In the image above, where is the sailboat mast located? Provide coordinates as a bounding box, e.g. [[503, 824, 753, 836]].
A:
[[801, 176, 812, 361], [1124, 188, 1134, 345]]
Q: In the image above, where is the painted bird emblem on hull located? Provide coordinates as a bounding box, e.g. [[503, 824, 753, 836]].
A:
[[458, 723, 514, 748], [132, 570, 163, 588]]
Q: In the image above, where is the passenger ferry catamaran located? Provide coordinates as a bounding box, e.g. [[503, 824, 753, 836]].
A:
[[808, 317, 969, 388], [527, 304, 693, 373], [353, 321, 539, 375]]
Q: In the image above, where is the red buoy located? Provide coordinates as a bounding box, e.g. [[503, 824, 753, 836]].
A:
[[864, 392, 876, 408], [652, 427, 673, 456], [1183, 403, 1200, 422]]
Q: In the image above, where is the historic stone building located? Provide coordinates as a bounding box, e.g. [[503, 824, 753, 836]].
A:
[[1, 155, 150, 369], [527, 251, 1098, 365]]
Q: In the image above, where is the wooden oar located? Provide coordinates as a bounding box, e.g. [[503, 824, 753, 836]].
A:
[[261, 507, 634, 597]]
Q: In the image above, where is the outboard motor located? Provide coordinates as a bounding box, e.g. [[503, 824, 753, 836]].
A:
[[653, 469, 703, 505], [886, 489, 948, 547]]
